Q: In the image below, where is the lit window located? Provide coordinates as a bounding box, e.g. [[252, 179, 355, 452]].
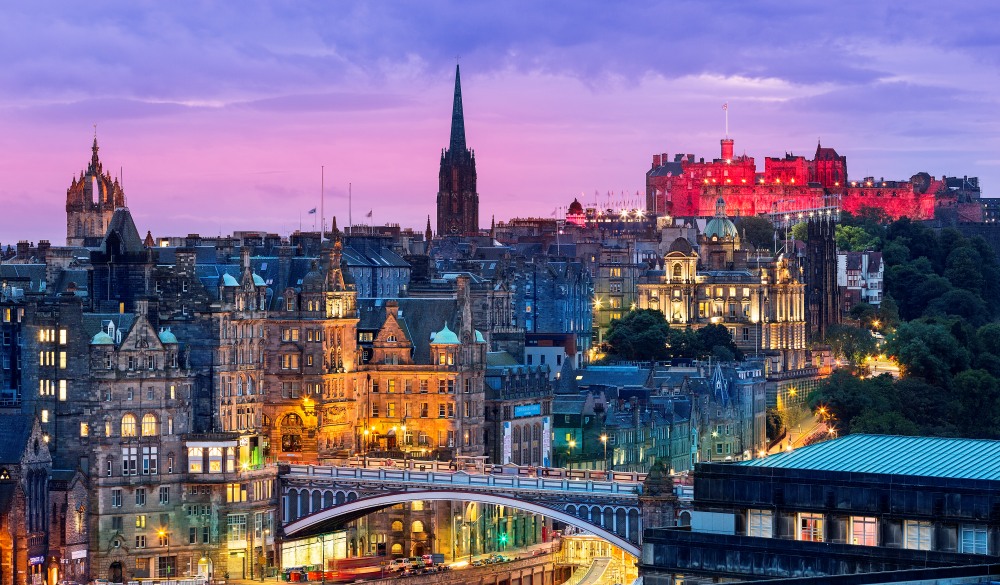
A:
[[121, 414, 137, 437], [58, 380, 67, 401], [747, 509, 773, 538], [80, 423, 89, 437], [904, 520, 931, 551], [41, 409, 49, 423], [798, 513, 824, 542], [141, 414, 157, 436], [850, 516, 877, 546]]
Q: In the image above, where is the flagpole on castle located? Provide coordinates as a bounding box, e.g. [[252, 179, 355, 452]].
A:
[[349, 182, 353, 236], [723, 102, 729, 138], [321, 165, 325, 242]]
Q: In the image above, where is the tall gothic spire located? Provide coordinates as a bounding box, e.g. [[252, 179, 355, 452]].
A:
[[449, 64, 467, 156]]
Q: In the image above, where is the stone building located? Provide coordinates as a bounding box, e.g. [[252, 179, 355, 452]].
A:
[[637, 196, 808, 373], [484, 351, 553, 466], [0, 415, 52, 585]]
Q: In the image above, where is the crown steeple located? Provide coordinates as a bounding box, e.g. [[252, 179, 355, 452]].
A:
[[449, 64, 467, 157]]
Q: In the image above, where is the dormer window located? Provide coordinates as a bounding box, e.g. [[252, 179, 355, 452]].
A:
[[386, 335, 397, 343]]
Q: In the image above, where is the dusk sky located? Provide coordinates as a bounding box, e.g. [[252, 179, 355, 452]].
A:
[[1, 1, 999, 244]]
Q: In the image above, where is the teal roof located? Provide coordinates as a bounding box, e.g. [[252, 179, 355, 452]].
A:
[[158, 328, 178, 344], [475, 329, 486, 343], [431, 322, 460, 345], [252, 273, 266, 286], [91, 331, 114, 345], [704, 216, 738, 239], [740, 434, 1000, 481], [222, 273, 239, 287]]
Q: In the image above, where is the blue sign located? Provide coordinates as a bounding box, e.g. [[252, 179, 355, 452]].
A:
[[513, 404, 541, 418], [29, 556, 44, 565]]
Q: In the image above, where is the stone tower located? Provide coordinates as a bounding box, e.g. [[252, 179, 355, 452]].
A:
[[436, 64, 479, 237], [806, 214, 840, 340], [65, 136, 125, 246]]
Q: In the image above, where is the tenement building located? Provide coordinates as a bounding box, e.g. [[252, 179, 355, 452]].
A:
[[641, 435, 1000, 584]]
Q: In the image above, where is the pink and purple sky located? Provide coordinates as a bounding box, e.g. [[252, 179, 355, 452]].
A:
[[1, 1, 999, 244]]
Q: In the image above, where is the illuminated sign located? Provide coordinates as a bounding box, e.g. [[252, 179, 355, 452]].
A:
[[513, 404, 541, 418], [29, 556, 44, 565]]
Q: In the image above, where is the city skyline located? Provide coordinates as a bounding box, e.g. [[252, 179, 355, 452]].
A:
[[1, 1, 999, 243]]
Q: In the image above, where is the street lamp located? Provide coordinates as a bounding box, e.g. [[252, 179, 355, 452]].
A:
[[157, 529, 171, 580], [567, 440, 576, 470], [600, 434, 608, 471], [362, 429, 370, 468]]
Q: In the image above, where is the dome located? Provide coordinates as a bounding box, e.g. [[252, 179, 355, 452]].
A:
[[704, 217, 739, 239], [475, 329, 486, 343], [431, 322, 460, 345], [91, 331, 114, 345], [568, 198, 584, 215], [158, 328, 178, 344], [704, 195, 739, 239], [301, 262, 325, 292], [252, 273, 266, 286], [221, 273, 239, 287]]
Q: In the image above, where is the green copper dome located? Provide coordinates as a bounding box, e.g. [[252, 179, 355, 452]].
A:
[[91, 331, 114, 345], [704, 195, 739, 239], [432, 322, 460, 345]]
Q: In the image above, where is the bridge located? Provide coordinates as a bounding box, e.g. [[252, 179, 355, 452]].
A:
[[279, 463, 646, 556]]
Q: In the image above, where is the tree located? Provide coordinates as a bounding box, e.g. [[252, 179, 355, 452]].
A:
[[836, 225, 880, 252], [791, 222, 808, 242], [851, 410, 919, 435], [944, 246, 985, 296], [926, 289, 989, 326], [605, 309, 671, 361], [886, 321, 971, 388], [951, 370, 1000, 438], [825, 324, 877, 367], [765, 407, 785, 442], [809, 370, 897, 435], [734, 216, 776, 251], [848, 303, 879, 328], [694, 324, 742, 360]]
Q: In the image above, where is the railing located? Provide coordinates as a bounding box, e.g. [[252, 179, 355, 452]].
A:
[[338, 458, 647, 483], [282, 464, 642, 496]]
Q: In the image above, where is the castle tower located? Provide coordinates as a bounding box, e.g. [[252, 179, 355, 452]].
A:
[[436, 64, 479, 237], [721, 138, 734, 161], [65, 136, 125, 246]]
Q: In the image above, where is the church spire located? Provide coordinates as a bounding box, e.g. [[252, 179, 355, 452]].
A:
[[449, 64, 467, 156]]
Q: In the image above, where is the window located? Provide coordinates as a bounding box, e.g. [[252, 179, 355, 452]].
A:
[[159, 487, 170, 505], [135, 535, 146, 548], [904, 520, 932, 551], [135, 514, 146, 528], [404, 380, 413, 393], [58, 379, 67, 400], [80, 422, 89, 437], [41, 409, 49, 423], [111, 516, 123, 531], [419, 403, 428, 418], [747, 509, 773, 538], [387, 403, 396, 418], [419, 380, 428, 393], [188, 447, 203, 473], [961, 525, 988, 555], [121, 414, 137, 437], [227, 483, 248, 503], [122, 447, 137, 476], [141, 414, 157, 436], [371, 403, 380, 418], [438, 404, 446, 418], [850, 516, 877, 546], [135, 488, 146, 506], [189, 527, 197, 544], [798, 513, 824, 542], [111, 488, 123, 508], [228, 514, 248, 542], [142, 446, 158, 475]]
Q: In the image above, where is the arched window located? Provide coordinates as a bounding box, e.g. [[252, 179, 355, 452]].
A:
[[673, 263, 682, 278], [391, 521, 403, 532], [141, 414, 157, 436], [121, 414, 137, 437], [411, 521, 424, 533], [391, 543, 403, 555]]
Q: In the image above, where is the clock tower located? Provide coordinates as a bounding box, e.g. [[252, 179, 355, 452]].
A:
[[436, 64, 479, 237]]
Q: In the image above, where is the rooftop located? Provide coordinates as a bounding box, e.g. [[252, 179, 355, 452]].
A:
[[739, 434, 1000, 481]]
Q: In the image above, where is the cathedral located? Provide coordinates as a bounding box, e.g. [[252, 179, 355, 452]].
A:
[[436, 65, 479, 237]]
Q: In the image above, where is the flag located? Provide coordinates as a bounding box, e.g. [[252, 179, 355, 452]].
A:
[[307, 208, 317, 214], [366, 210, 373, 218], [722, 102, 728, 111]]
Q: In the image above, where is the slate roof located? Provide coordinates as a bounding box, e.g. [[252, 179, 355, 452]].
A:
[[82, 312, 137, 340], [648, 161, 685, 178], [0, 414, 33, 464], [739, 434, 1000, 481], [576, 366, 651, 389]]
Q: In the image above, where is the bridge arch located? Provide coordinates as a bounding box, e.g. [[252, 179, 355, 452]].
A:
[[283, 489, 640, 558]]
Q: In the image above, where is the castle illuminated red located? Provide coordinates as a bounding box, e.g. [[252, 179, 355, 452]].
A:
[[645, 137, 981, 221]]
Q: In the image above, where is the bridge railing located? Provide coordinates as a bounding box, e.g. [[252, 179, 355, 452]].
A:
[[285, 465, 642, 495], [339, 458, 647, 483]]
